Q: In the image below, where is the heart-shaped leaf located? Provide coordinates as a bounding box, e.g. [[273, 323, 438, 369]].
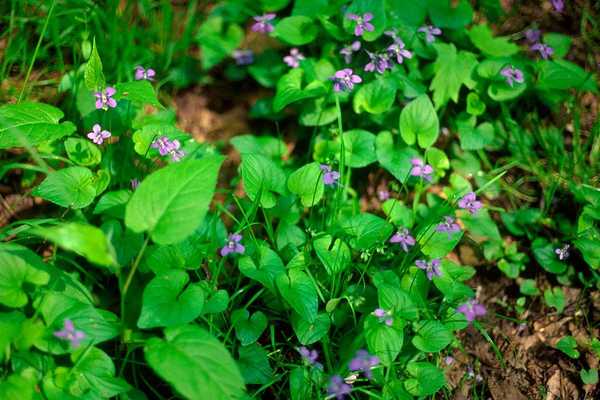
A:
[[313, 234, 351, 275], [231, 309, 268, 346]]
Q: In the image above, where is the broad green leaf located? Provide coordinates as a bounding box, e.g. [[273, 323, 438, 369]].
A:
[[69, 347, 131, 398], [0, 374, 36, 400], [342, 129, 377, 167], [399, 94, 439, 148], [125, 157, 223, 244], [543, 33, 571, 58], [93, 189, 131, 219], [32, 167, 97, 209], [382, 199, 414, 227], [240, 153, 286, 208], [353, 78, 397, 114], [84, 39, 105, 91], [231, 309, 268, 346], [466, 92, 486, 116], [458, 121, 495, 150], [0, 250, 49, 307], [420, 223, 463, 258], [536, 60, 597, 92], [274, 16, 318, 45], [428, 0, 472, 28], [580, 368, 598, 385], [376, 283, 419, 320], [468, 24, 519, 57], [519, 279, 540, 296], [30, 223, 116, 267], [532, 238, 567, 274], [488, 80, 527, 101], [0, 102, 76, 149], [343, 0, 386, 41], [273, 69, 326, 112], [430, 43, 478, 108], [276, 270, 318, 322], [432, 260, 475, 301], [287, 162, 324, 207], [231, 135, 287, 160], [114, 81, 161, 107], [544, 287, 566, 313], [197, 17, 244, 70], [144, 325, 245, 400], [365, 316, 403, 366], [64, 138, 102, 166], [299, 99, 338, 126], [238, 244, 286, 293], [425, 147, 450, 171], [0, 311, 25, 351], [404, 362, 445, 396], [238, 344, 273, 385], [555, 336, 580, 359], [412, 320, 453, 353], [137, 271, 205, 329], [313, 234, 351, 274], [386, 0, 427, 26], [574, 237, 600, 269], [341, 213, 393, 250], [291, 312, 330, 345]]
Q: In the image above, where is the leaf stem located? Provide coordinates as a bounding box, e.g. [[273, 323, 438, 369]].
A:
[[121, 236, 150, 321]]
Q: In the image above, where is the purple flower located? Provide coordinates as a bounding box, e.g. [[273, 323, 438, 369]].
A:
[[436, 216, 461, 238], [444, 356, 455, 366], [387, 39, 413, 64], [551, 0, 564, 13], [251, 13, 276, 33], [346, 13, 374, 37], [94, 86, 117, 110], [340, 41, 361, 64], [457, 299, 487, 323], [389, 228, 415, 252], [232, 49, 254, 65], [320, 164, 340, 186], [531, 43, 554, 59], [328, 375, 352, 400], [54, 319, 85, 348], [377, 189, 390, 201], [410, 158, 433, 182], [458, 192, 483, 215], [283, 48, 305, 68], [151, 136, 185, 162], [372, 308, 393, 326], [524, 28, 541, 43], [331, 68, 362, 92], [555, 244, 570, 260], [298, 346, 322, 368], [500, 66, 524, 87], [220, 233, 245, 257], [364, 51, 392, 74], [130, 179, 140, 190], [87, 123, 111, 145], [348, 349, 380, 379], [134, 66, 156, 81], [418, 25, 442, 43], [415, 258, 442, 280]]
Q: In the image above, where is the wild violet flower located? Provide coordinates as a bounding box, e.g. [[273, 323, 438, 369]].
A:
[[372, 308, 393, 326], [232, 49, 254, 65], [436, 216, 461, 237], [458, 192, 483, 215], [87, 124, 111, 145], [444, 356, 455, 366], [348, 349, 380, 379], [418, 25, 442, 43], [531, 43, 554, 59], [298, 347, 322, 368], [500, 66, 524, 87], [340, 41, 361, 64], [130, 179, 140, 190], [331, 68, 362, 92], [328, 375, 352, 400], [551, 0, 564, 13], [524, 28, 541, 43], [389, 228, 415, 252], [134, 66, 155, 81], [346, 13, 374, 37], [94, 86, 117, 110], [377, 189, 390, 201], [364, 51, 391, 74], [251, 13, 275, 34], [387, 39, 413, 64], [555, 244, 570, 260], [457, 299, 487, 323], [54, 319, 85, 348], [283, 48, 305, 68], [151, 136, 185, 162], [415, 258, 442, 280], [320, 164, 340, 186], [410, 158, 433, 182], [220, 233, 245, 257]]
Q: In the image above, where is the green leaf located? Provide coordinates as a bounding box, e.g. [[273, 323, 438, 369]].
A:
[[0, 374, 35, 400], [404, 362, 446, 396], [429, 43, 478, 109], [412, 320, 453, 353], [31, 223, 116, 267], [425, 147, 450, 171], [555, 336, 580, 359], [420, 223, 463, 258], [342, 129, 377, 168], [459, 121, 495, 150], [299, 99, 338, 126], [93, 189, 131, 219], [376, 131, 419, 183], [544, 287, 566, 313], [238, 245, 286, 293], [114, 81, 161, 107], [0, 250, 49, 307], [125, 157, 223, 244], [274, 16, 318, 45], [144, 325, 245, 400], [353, 78, 397, 114], [428, 0, 473, 29], [574, 237, 600, 269], [137, 271, 205, 329], [543, 33, 571, 59], [0, 102, 76, 149], [519, 279, 540, 296], [273, 69, 326, 112], [432, 260, 474, 301], [313, 234, 351, 274], [488, 80, 527, 101], [466, 92, 486, 116], [276, 270, 318, 322], [536, 60, 597, 92], [382, 199, 414, 227], [64, 138, 102, 166], [197, 17, 243, 70], [231, 135, 287, 160], [468, 24, 519, 57], [343, 0, 386, 41], [238, 344, 273, 385], [287, 162, 324, 207], [532, 238, 567, 274], [69, 347, 131, 398], [341, 213, 393, 250], [240, 153, 286, 208], [399, 94, 439, 148], [386, 0, 427, 26], [376, 283, 419, 320], [291, 312, 330, 345], [365, 317, 403, 366], [231, 309, 268, 346], [32, 167, 97, 209], [84, 39, 105, 91], [580, 368, 598, 385]]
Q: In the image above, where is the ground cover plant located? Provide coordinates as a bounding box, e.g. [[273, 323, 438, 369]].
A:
[[0, 0, 599, 399]]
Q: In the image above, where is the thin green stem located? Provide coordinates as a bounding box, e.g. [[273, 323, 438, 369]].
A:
[[121, 236, 150, 320]]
